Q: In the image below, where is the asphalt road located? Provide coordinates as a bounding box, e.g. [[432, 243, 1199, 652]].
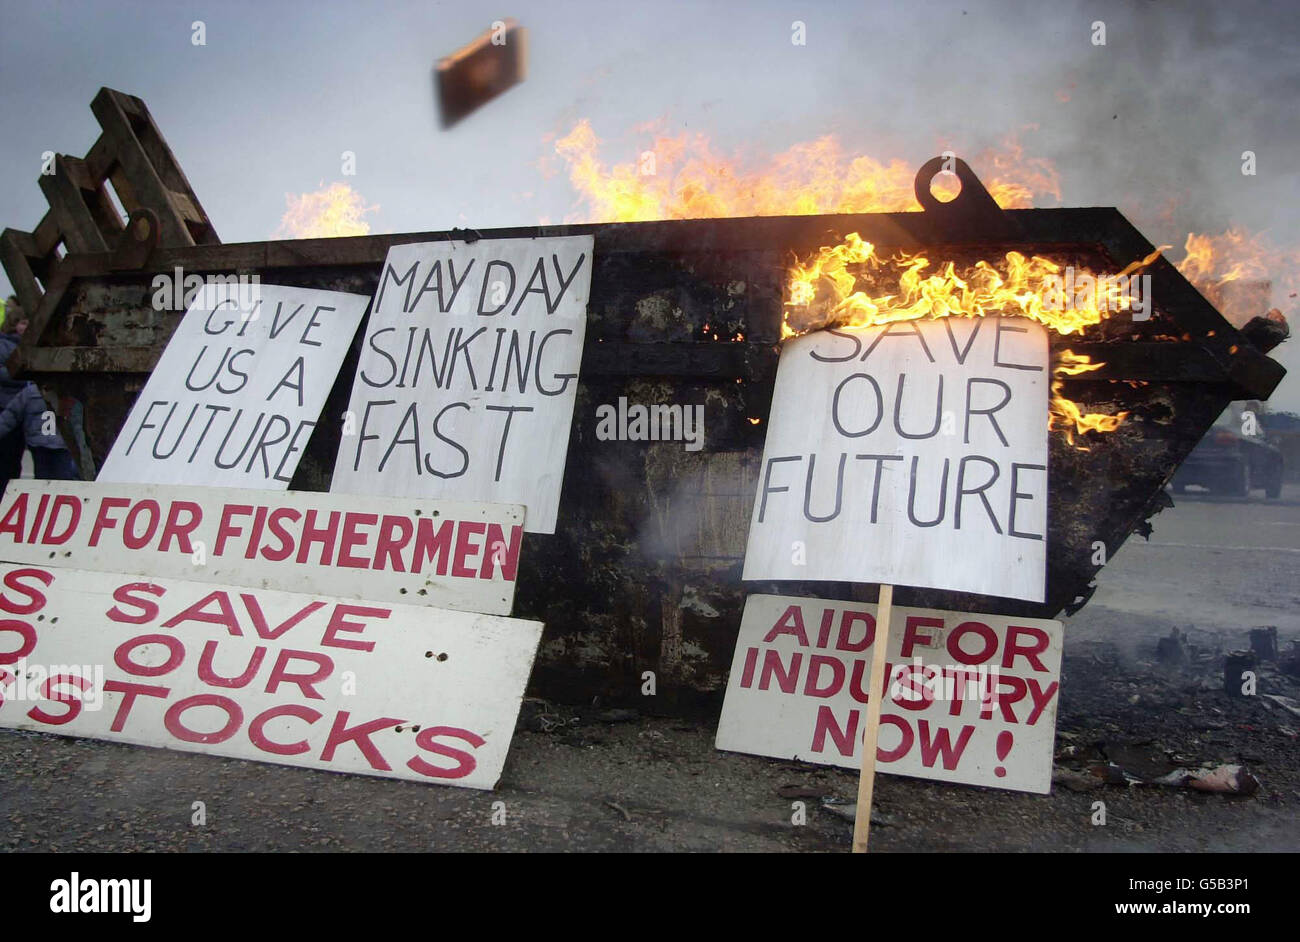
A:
[[1072, 483, 1300, 649], [0, 484, 1296, 853]]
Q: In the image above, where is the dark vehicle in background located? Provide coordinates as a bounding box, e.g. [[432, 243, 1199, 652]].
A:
[[1173, 405, 1284, 498]]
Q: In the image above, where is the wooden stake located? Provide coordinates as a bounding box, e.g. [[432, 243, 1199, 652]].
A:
[[852, 583, 894, 853]]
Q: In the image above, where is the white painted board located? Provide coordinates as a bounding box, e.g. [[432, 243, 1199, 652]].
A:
[[716, 594, 1063, 793], [0, 565, 543, 790], [0, 481, 524, 616], [330, 236, 593, 534], [743, 316, 1049, 602], [98, 282, 370, 489]]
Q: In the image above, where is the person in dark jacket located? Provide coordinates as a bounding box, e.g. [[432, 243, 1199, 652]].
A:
[[0, 380, 79, 482], [0, 306, 26, 381], [0, 386, 22, 494]]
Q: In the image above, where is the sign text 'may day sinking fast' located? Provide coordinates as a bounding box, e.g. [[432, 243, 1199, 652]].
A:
[[332, 236, 593, 534]]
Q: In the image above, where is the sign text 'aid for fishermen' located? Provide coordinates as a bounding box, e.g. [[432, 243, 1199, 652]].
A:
[[0, 481, 524, 616]]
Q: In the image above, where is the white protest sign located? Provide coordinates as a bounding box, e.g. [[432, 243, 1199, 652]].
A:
[[716, 594, 1063, 793], [330, 236, 593, 534], [0, 481, 524, 616], [98, 282, 370, 489], [0, 565, 542, 789], [743, 316, 1049, 602]]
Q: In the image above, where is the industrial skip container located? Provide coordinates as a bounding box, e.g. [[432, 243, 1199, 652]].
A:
[[3, 91, 1286, 709]]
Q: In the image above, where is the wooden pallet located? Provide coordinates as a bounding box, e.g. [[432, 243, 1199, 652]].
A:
[[0, 88, 220, 346]]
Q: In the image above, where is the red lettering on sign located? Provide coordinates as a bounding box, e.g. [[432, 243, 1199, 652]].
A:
[[197, 639, 266, 688], [259, 508, 300, 562], [245, 506, 268, 559], [479, 524, 521, 581], [947, 620, 998, 665], [811, 704, 858, 757], [240, 594, 324, 640], [916, 719, 975, 769], [320, 604, 386, 653], [0, 620, 36, 665], [901, 616, 944, 658], [42, 495, 82, 545], [214, 504, 253, 556], [114, 633, 185, 677], [1003, 624, 1050, 672], [0, 567, 52, 615], [451, 522, 486, 578], [877, 714, 913, 762], [158, 500, 202, 553], [103, 679, 169, 732], [162, 590, 242, 636], [758, 649, 801, 693], [762, 605, 808, 645], [0, 493, 28, 541], [837, 611, 874, 652], [249, 704, 321, 756], [264, 649, 334, 700], [321, 710, 403, 771], [803, 655, 844, 698], [27, 674, 93, 725], [165, 693, 243, 744], [107, 582, 164, 624], [407, 726, 484, 780], [89, 497, 129, 547], [1025, 678, 1059, 725], [373, 515, 413, 572], [411, 518, 454, 575], [122, 500, 161, 550], [983, 674, 1028, 722], [338, 512, 379, 569], [296, 509, 341, 566]]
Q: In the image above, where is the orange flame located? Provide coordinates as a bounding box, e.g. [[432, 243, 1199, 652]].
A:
[[783, 235, 1153, 445], [1175, 228, 1299, 326], [554, 121, 1059, 221], [276, 182, 378, 239], [1051, 350, 1128, 446], [548, 120, 1296, 447]]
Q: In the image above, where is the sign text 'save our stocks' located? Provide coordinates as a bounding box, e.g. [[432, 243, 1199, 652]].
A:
[[743, 315, 1049, 602], [0, 565, 541, 789], [331, 236, 593, 533]]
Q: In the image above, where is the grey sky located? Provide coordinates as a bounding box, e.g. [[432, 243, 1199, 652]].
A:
[[2, 0, 1297, 405]]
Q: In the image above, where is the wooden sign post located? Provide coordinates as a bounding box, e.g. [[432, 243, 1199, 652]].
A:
[[852, 584, 893, 853], [741, 316, 1053, 851]]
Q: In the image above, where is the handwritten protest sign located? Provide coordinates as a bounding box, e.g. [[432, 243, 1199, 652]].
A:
[[0, 481, 524, 615], [330, 236, 593, 534], [716, 594, 1063, 793], [0, 565, 543, 789], [742, 316, 1050, 602], [98, 282, 369, 488]]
